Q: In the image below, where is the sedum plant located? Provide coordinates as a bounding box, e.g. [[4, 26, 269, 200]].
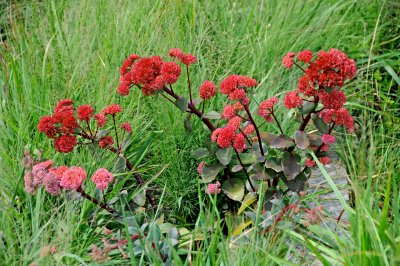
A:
[[117, 47, 356, 205]]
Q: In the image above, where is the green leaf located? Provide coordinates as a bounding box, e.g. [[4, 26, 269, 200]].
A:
[[114, 155, 126, 173], [216, 147, 233, 165], [231, 165, 243, 172], [184, 114, 192, 133], [308, 133, 323, 146], [191, 148, 210, 159], [270, 135, 295, 149], [200, 164, 225, 183], [95, 130, 109, 140], [203, 111, 221, 120], [294, 130, 310, 150], [133, 189, 146, 206], [282, 172, 307, 193], [265, 158, 283, 172], [238, 192, 257, 214], [252, 142, 267, 162], [175, 96, 189, 112], [299, 101, 317, 115], [311, 113, 329, 133], [121, 132, 132, 151], [222, 178, 245, 201], [281, 152, 301, 180]]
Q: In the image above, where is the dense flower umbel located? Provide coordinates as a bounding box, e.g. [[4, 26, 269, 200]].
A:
[[220, 75, 257, 104], [60, 167, 87, 190], [92, 168, 114, 190], [258, 97, 279, 121], [38, 99, 128, 153], [282, 52, 296, 69], [205, 181, 221, 195], [199, 81, 217, 100]]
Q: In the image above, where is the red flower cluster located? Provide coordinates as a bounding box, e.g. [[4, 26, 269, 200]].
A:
[[120, 122, 132, 133], [222, 105, 236, 119], [99, 136, 114, 148], [168, 48, 197, 65], [282, 52, 296, 69], [199, 80, 217, 100], [120, 54, 141, 75], [283, 91, 303, 109], [38, 100, 127, 153], [258, 97, 279, 121], [219, 75, 257, 105], [320, 108, 354, 132]]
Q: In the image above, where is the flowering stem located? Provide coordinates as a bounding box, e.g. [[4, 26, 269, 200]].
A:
[[163, 86, 216, 131], [112, 115, 120, 149], [293, 61, 306, 73], [201, 100, 205, 114], [76, 186, 120, 217], [186, 65, 193, 104], [244, 104, 264, 157], [86, 121, 93, 137], [270, 109, 284, 135], [238, 128, 252, 146], [160, 92, 175, 105], [233, 148, 256, 192]]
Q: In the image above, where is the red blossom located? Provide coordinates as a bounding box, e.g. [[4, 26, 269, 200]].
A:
[[129, 56, 164, 95], [211, 128, 222, 142], [243, 124, 255, 135], [50, 166, 69, 180], [178, 54, 197, 65], [61, 116, 79, 134], [38, 116, 58, 138], [214, 126, 236, 149], [283, 91, 303, 109], [77, 105, 94, 122], [94, 113, 107, 128], [258, 97, 279, 119], [168, 48, 183, 58], [220, 75, 258, 95], [199, 80, 217, 100], [305, 158, 316, 167], [222, 105, 236, 119], [319, 108, 354, 132], [54, 135, 77, 153], [53, 99, 74, 123], [197, 162, 206, 174], [321, 134, 336, 144], [99, 136, 114, 148], [120, 54, 140, 75], [117, 82, 130, 96], [319, 156, 330, 165], [120, 122, 132, 133], [227, 116, 242, 130], [318, 89, 346, 110], [297, 50, 313, 63], [160, 61, 181, 84], [298, 75, 317, 96], [282, 52, 296, 69], [233, 101, 244, 111], [103, 104, 122, 116], [229, 88, 247, 101], [205, 181, 221, 195], [233, 133, 246, 152]]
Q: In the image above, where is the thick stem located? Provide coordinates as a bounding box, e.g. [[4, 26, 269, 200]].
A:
[[163, 86, 216, 131], [234, 148, 256, 192], [293, 61, 306, 73], [76, 186, 120, 217], [244, 104, 264, 157]]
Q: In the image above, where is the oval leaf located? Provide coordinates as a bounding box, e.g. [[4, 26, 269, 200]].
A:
[[216, 147, 233, 165], [294, 130, 310, 150], [281, 152, 301, 180], [222, 178, 245, 201], [270, 135, 295, 149], [175, 96, 189, 112], [192, 148, 210, 159], [282, 172, 307, 193], [238, 192, 257, 214], [311, 113, 329, 133], [200, 164, 225, 183], [114, 155, 126, 173], [299, 101, 317, 115], [203, 111, 221, 120], [265, 158, 283, 172], [231, 165, 243, 172], [95, 130, 109, 140]]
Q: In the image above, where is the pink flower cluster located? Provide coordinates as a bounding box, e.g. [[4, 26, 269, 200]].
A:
[[205, 181, 221, 195], [219, 75, 258, 105], [24, 159, 115, 195], [258, 97, 279, 121]]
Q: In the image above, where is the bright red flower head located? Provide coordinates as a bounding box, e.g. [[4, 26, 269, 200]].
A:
[[319, 108, 354, 132], [220, 75, 258, 95], [103, 104, 122, 116], [233, 133, 246, 152], [60, 116, 79, 134], [54, 135, 77, 153], [168, 48, 183, 58], [243, 124, 255, 136], [318, 89, 346, 110], [229, 88, 247, 101], [178, 54, 197, 65], [53, 99, 74, 123], [321, 134, 336, 145], [94, 113, 107, 127], [227, 116, 242, 130], [120, 54, 141, 75], [77, 105, 94, 122], [305, 158, 316, 168], [258, 97, 279, 119], [160, 61, 181, 84], [297, 75, 317, 96], [130, 56, 164, 95], [282, 52, 296, 69], [199, 80, 217, 100], [38, 116, 58, 138], [117, 82, 130, 96], [222, 105, 236, 119], [215, 126, 236, 149], [319, 156, 330, 165], [297, 50, 313, 63], [283, 91, 303, 109]]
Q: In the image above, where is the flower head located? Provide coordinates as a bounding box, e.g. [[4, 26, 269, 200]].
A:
[[37, 116, 58, 138], [258, 97, 279, 119], [54, 135, 77, 153], [199, 80, 217, 100], [233, 133, 246, 152], [282, 52, 296, 69], [120, 122, 132, 133], [99, 136, 114, 148], [32, 160, 53, 186], [197, 161, 206, 174], [103, 104, 122, 116], [178, 54, 197, 65], [91, 168, 114, 190], [94, 113, 107, 127], [283, 91, 303, 109], [160, 61, 181, 84], [222, 105, 236, 119], [60, 167, 87, 190], [321, 134, 336, 145], [168, 48, 183, 58], [215, 126, 236, 149], [318, 89, 346, 110], [120, 54, 140, 75], [205, 181, 221, 195], [297, 50, 313, 63], [77, 105, 94, 121]]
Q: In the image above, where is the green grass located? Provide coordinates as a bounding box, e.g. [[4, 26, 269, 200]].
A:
[[0, 0, 399, 264]]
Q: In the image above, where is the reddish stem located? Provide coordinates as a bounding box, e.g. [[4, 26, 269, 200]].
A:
[[244, 104, 264, 157], [186, 65, 193, 104], [233, 148, 256, 192], [270, 108, 284, 135], [76, 186, 120, 217]]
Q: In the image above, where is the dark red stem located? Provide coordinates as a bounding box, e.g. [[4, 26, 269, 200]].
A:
[[76, 186, 120, 216], [234, 148, 256, 192], [244, 104, 264, 157]]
